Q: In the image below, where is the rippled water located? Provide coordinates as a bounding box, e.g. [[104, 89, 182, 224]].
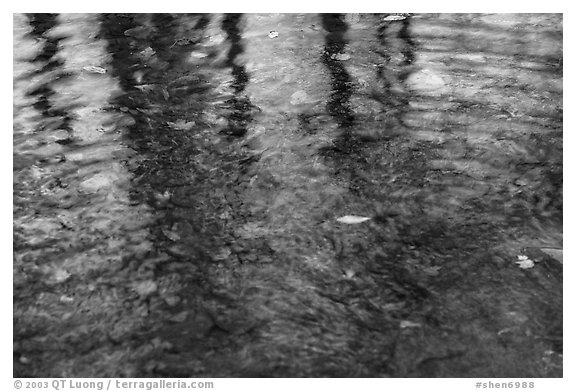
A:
[[13, 13, 562, 377]]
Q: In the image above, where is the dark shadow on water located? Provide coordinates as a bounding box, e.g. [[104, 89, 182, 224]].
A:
[[318, 13, 363, 163], [99, 13, 254, 376], [220, 13, 254, 137], [25, 14, 73, 133], [27, 13, 64, 72], [221, 14, 249, 92], [372, 14, 416, 128], [318, 13, 373, 199], [99, 13, 212, 203], [320, 14, 354, 130], [398, 17, 416, 70]]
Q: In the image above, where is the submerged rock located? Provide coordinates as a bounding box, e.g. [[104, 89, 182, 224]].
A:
[[290, 90, 314, 105], [405, 68, 449, 96], [78, 173, 118, 193]]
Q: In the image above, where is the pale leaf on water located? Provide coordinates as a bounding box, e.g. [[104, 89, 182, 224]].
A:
[[383, 15, 408, 21], [82, 65, 107, 74], [516, 259, 535, 269], [399, 320, 421, 328], [336, 215, 372, 224], [190, 51, 209, 59], [330, 53, 351, 61], [167, 119, 195, 131], [516, 255, 535, 269]]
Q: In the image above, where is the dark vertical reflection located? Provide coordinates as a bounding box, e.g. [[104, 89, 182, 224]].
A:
[[148, 14, 208, 66], [99, 11, 218, 317], [318, 14, 432, 342], [99, 13, 147, 147], [99, 13, 212, 199], [374, 14, 416, 127], [27, 13, 64, 71], [25, 14, 73, 133], [398, 18, 416, 69], [99, 14, 256, 376], [221, 14, 249, 92], [98, 14, 139, 86], [319, 13, 366, 197], [220, 14, 253, 137], [149, 14, 179, 60], [321, 14, 354, 129], [100, 11, 246, 274]]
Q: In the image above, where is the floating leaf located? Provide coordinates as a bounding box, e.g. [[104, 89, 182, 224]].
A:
[[82, 65, 106, 74], [59, 295, 74, 303], [170, 37, 195, 48], [268, 31, 279, 38], [189, 51, 209, 59], [330, 52, 351, 61], [336, 215, 372, 224], [516, 257, 535, 269], [383, 14, 408, 22], [167, 119, 195, 131], [399, 320, 421, 328]]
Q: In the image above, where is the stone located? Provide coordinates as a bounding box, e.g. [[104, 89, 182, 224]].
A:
[[78, 173, 118, 193], [290, 90, 311, 105], [405, 69, 449, 96]]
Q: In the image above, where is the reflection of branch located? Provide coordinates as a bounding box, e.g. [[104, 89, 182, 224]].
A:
[[321, 14, 354, 128], [221, 14, 253, 137]]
